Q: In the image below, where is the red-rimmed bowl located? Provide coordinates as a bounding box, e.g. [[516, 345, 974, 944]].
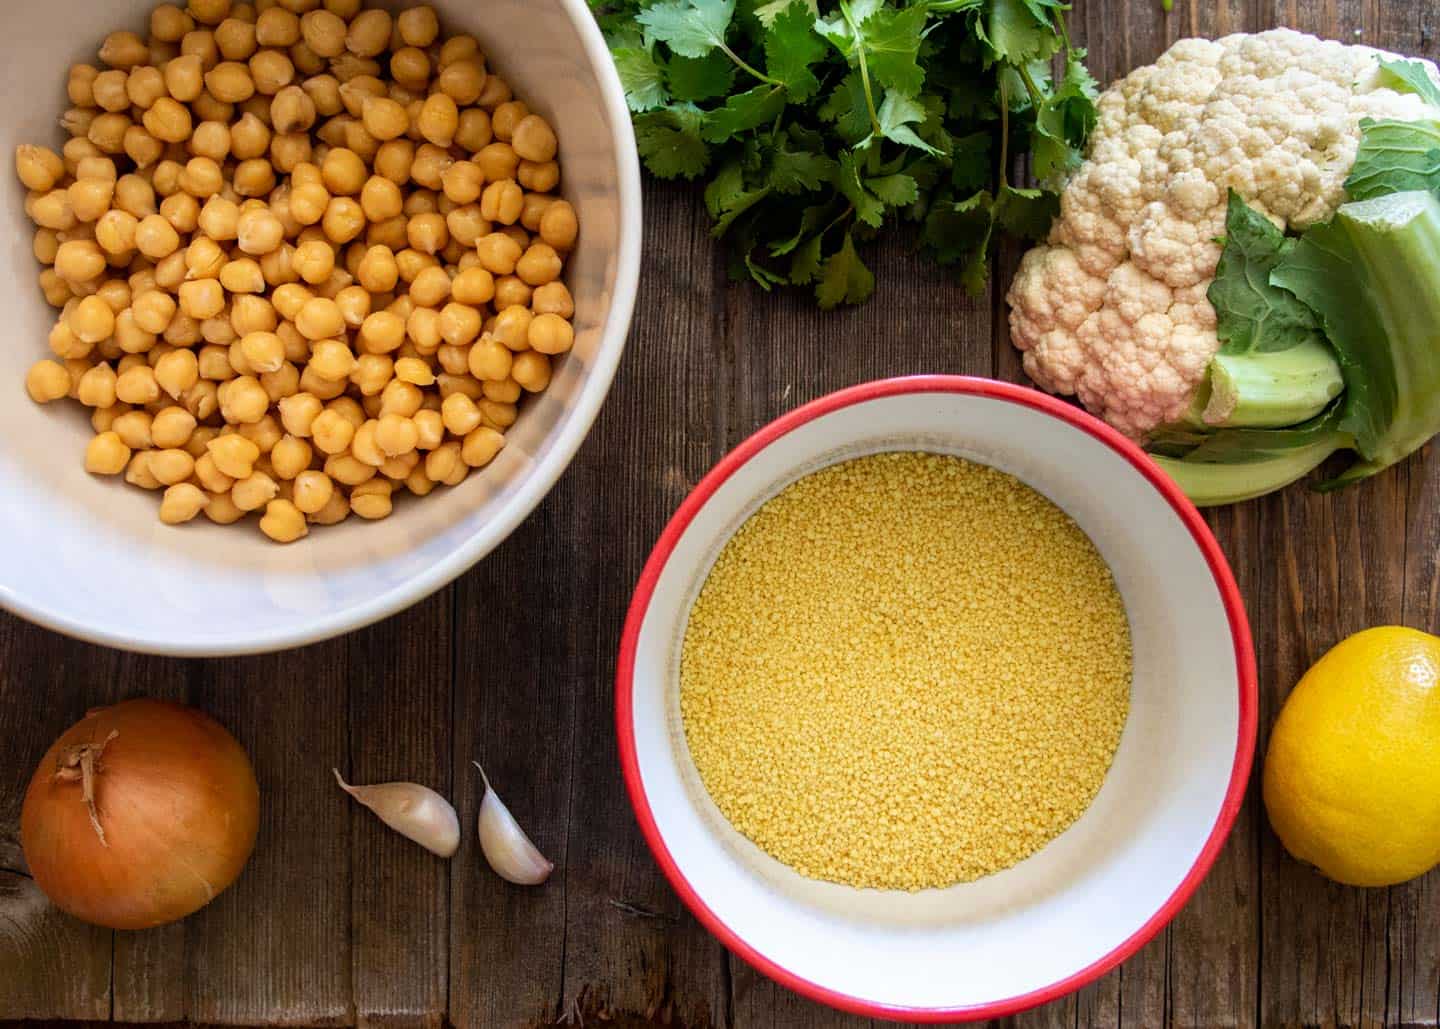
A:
[[616, 375, 1256, 1021]]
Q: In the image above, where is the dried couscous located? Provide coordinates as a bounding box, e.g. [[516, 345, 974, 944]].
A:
[[18, 2, 580, 543], [680, 452, 1132, 891]]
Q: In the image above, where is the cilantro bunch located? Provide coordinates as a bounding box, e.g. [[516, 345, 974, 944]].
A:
[[591, 0, 1098, 306]]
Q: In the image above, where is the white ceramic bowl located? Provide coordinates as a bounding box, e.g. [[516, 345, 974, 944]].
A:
[[0, 0, 640, 655], [618, 376, 1257, 1021]]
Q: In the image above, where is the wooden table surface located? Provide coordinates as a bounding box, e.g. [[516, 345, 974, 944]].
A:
[[3, 1, 1439, 1027]]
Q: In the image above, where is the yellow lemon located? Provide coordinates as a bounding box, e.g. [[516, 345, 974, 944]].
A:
[[1263, 626, 1440, 886]]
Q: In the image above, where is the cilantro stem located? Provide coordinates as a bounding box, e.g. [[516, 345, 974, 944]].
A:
[[717, 40, 781, 87], [839, 0, 882, 137], [997, 73, 1011, 189]]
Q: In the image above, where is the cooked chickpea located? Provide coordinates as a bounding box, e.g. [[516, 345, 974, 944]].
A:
[[77, 362, 118, 407], [207, 432, 260, 480], [416, 92, 458, 147], [320, 196, 364, 242], [509, 113, 557, 164], [296, 296, 344, 339], [234, 158, 277, 197], [349, 477, 392, 519], [510, 351, 551, 393], [68, 295, 117, 344], [463, 335, 508, 382], [403, 268, 446, 310], [240, 330, 285, 372], [205, 61, 255, 103], [259, 497, 307, 541], [250, 48, 294, 94], [112, 409, 154, 449], [115, 363, 161, 404], [528, 311, 574, 355], [218, 374, 269, 422], [517, 159, 559, 194], [395, 4, 439, 47], [438, 59, 484, 106], [476, 142, 519, 183], [151, 406, 198, 449], [491, 305, 533, 351], [516, 242, 562, 286], [320, 146, 366, 195], [229, 469, 277, 511], [237, 207, 284, 254], [154, 347, 199, 398], [491, 275, 530, 311], [424, 440, 465, 485], [26, 359, 73, 403], [133, 228, 184, 279], [437, 302, 481, 347], [293, 238, 335, 284], [230, 112, 272, 159], [287, 468, 331, 513], [539, 200, 578, 250], [156, 482, 207, 523], [180, 278, 226, 320], [84, 430, 131, 474], [410, 143, 452, 190], [221, 256, 267, 294], [475, 231, 522, 275], [529, 282, 573, 318], [55, 240, 108, 284], [16, 145, 64, 192], [278, 390, 322, 436]]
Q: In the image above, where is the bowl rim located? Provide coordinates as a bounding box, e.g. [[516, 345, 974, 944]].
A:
[[615, 373, 1258, 1022], [3, 0, 643, 657]]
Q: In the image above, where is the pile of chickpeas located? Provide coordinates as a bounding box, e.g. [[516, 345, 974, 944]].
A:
[[18, 0, 579, 543]]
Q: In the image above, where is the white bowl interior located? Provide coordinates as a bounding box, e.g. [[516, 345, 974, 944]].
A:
[[0, 0, 637, 653], [627, 390, 1244, 1013]]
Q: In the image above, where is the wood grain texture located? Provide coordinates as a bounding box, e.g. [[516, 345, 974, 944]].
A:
[[2, 1, 1440, 1027], [347, 591, 452, 1029]]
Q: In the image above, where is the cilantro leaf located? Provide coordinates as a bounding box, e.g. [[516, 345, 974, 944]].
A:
[[856, 5, 927, 94], [667, 52, 736, 102], [923, 189, 995, 296], [768, 143, 837, 193], [979, 0, 1062, 65], [633, 105, 711, 179], [871, 90, 943, 155], [817, 72, 874, 145], [789, 232, 825, 282], [838, 150, 885, 227], [613, 47, 669, 111], [636, 0, 736, 57], [701, 84, 788, 142], [816, 231, 875, 307], [866, 172, 918, 208], [994, 184, 1057, 239], [949, 131, 992, 192], [764, 1, 826, 101], [753, 0, 815, 25]]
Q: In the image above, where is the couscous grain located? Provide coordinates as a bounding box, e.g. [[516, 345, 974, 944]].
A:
[[679, 451, 1132, 891]]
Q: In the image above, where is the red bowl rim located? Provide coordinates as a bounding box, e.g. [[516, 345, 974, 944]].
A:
[[614, 374, 1258, 1023]]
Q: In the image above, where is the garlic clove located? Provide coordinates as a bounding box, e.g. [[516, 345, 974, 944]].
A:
[[473, 762, 553, 886], [333, 769, 460, 858]]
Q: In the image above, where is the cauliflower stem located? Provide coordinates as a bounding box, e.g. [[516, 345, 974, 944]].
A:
[[1156, 188, 1440, 505]]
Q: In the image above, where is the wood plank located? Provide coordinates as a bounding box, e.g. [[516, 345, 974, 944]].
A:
[[345, 592, 452, 1029], [555, 181, 731, 1029], [447, 179, 731, 1029], [0, 616, 190, 1022], [185, 643, 353, 1026], [1394, 451, 1440, 1029]]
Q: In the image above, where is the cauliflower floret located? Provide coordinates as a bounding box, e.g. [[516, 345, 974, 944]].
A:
[[1007, 28, 1440, 438]]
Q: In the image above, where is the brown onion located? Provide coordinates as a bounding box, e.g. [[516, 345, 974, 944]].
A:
[[20, 699, 260, 930]]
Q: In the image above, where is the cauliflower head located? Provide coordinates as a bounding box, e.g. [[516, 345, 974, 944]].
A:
[[1007, 29, 1439, 438]]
